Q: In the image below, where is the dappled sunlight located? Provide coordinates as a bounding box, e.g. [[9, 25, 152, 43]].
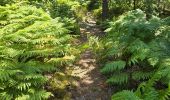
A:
[[1, 0, 170, 100], [70, 18, 111, 99]]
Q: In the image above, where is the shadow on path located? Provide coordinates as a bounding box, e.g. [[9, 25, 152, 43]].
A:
[[70, 14, 113, 100]]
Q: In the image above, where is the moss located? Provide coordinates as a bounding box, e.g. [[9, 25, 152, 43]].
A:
[[50, 72, 70, 89], [48, 71, 79, 99]]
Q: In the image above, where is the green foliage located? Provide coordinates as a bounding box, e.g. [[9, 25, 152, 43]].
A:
[[27, 0, 84, 20], [112, 90, 140, 100], [1, 0, 82, 35], [34, 0, 81, 34], [59, 17, 80, 35], [89, 0, 170, 23], [101, 60, 126, 73], [47, 0, 76, 18], [87, 0, 100, 11], [0, 3, 77, 99], [91, 9, 170, 99], [106, 72, 129, 85]]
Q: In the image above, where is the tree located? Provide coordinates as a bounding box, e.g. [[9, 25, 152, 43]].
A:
[[133, 0, 137, 10], [102, 0, 109, 20], [145, 0, 153, 19]]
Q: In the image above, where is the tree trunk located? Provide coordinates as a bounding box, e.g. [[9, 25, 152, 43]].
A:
[[145, 0, 153, 20], [157, 0, 160, 8], [157, 0, 161, 15], [102, 0, 109, 21], [134, 0, 136, 10]]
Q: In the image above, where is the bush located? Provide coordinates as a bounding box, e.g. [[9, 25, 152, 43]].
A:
[[0, 3, 77, 99], [90, 9, 170, 99]]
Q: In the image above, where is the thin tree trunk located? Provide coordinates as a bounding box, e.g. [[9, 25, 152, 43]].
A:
[[157, 0, 161, 15], [102, 0, 109, 21], [146, 0, 153, 20], [157, 0, 160, 8], [134, 0, 136, 10]]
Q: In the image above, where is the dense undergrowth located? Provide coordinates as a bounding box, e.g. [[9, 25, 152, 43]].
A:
[[0, 0, 170, 100], [0, 1, 82, 99], [90, 9, 170, 100]]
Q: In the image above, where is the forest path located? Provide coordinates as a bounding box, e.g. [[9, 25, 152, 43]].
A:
[[70, 13, 112, 100]]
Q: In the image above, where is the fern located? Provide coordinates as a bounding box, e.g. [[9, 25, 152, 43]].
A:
[[92, 9, 170, 99], [132, 71, 154, 81], [112, 90, 141, 100], [106, 72, 129, 84], [101, 60, 126, 73], [0, 3, 77, 99], [159, 88, 170, 100]]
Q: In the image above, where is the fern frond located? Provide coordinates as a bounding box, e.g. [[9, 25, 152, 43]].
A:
[[158, 88, 170, 100], [132, 71, 154, 81], [112, 90, 141, 100], [106, 72, 129, 84], [101, 60, 126, 73], [143, 87, 159, 100], [0, 3, 78, 99]]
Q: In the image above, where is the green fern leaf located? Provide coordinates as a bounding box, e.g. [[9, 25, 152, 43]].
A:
[[132, 71, 154, 80], [106, 72, 129, 84], [112, 90, 141, 100], [101, 60, 126, 73]]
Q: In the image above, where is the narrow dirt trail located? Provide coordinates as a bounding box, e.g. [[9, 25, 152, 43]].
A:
[[70, 14, 112, 100]]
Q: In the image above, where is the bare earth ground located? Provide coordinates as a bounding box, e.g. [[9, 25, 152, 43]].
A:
[[70, 14, 112, 100]]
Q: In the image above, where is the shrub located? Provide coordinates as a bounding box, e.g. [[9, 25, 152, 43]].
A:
[[0, 3, 77, 99], [90, 9, 170, 99]]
